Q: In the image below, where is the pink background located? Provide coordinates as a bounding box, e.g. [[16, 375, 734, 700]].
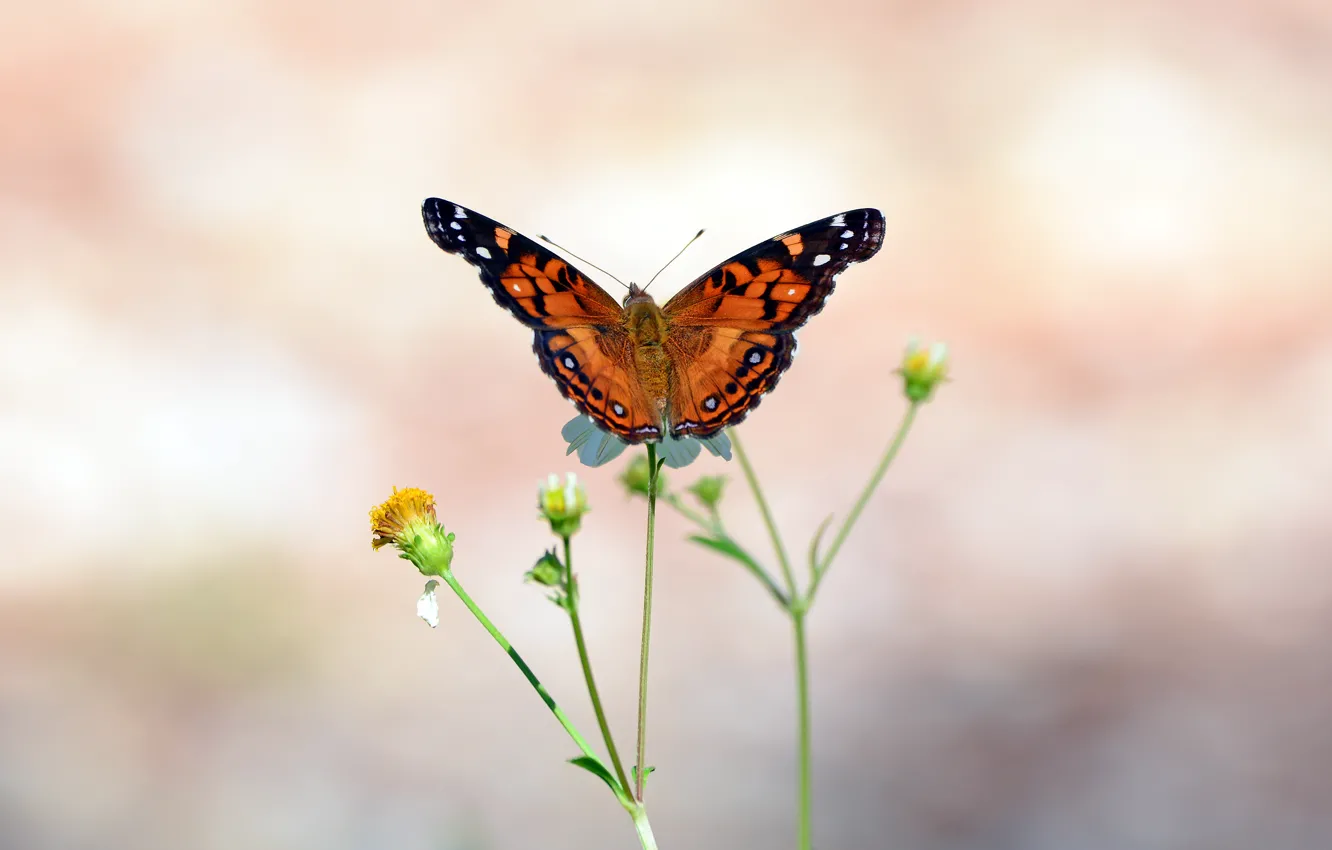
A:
[[3, 1, 1330, 848]]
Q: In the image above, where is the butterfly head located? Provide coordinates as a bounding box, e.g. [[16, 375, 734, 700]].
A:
[[623, 282, 654, 306], [622, 283, 668, 347]]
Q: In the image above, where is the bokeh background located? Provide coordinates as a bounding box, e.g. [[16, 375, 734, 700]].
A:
[[4, 1, 1331, 848]]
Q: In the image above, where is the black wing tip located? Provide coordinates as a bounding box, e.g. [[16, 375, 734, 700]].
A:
[[836, 207, 886, 261], [421, 197, 449, 220]]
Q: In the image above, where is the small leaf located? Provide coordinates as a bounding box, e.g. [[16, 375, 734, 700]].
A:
[[808, 513, 835, 578], [568, 755, 626, 800], [688, 534, 787, 605], [632, 764, 656, 787], [689, 534, 762, 574]]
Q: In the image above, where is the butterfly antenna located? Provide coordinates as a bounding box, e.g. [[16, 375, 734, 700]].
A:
[[537, 234, 630, 291], [643, 228, 706, 293]]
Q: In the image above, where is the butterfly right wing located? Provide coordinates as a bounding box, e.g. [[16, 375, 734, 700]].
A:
[[662, 208, 885, 438], [422, 198, 661, 442]]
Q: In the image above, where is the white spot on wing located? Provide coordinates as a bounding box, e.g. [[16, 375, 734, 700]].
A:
[[513, 283, 522, 292], [813, 254, 831, 266], [831, 214, 846, 227], [450, 221, 462, 230], [839, 243, 848, 250], [841, 229, 854, 238], [476, 246, 492, 259], [454, 206, 468, 219], [787, 287, 796, 295]]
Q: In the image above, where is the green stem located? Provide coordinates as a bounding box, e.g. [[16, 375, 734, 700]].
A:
[[635, 443, 660, 801], [663, 491, 715, 532], [807, 401, 920, 603], [793, 610, 812, 850], [732, 432, 799, 598], [631, 803, 659, 850], [438, 571, 600, 763], [563, 535, 635, 804], [663, 486, 789, 608]]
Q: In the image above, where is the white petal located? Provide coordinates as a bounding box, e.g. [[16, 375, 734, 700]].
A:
[[417, 580, 440, 628], [928, 342, 949, 368]]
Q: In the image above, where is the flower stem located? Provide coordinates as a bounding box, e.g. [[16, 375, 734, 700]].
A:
[[807, 401, 921, 603], [732, 432, 799, 597], [793, 609, 813, 850], [631, 802, 660, 850], [662, 492, 715, 532], [438, 571, 601, 764], [635, 443, 660, 801], [563, 535, 635, 803]]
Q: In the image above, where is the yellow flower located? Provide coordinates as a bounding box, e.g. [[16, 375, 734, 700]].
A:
[[538, 473, 589, 537], [899, 339, 950, 403], [369, 487, 455, 576]]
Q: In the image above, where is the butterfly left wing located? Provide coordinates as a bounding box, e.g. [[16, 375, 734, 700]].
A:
[[662, 208, 884, 438], [422, 198, 662, 442], [422, 198, 623, 328], [533, 326, 662, 442]]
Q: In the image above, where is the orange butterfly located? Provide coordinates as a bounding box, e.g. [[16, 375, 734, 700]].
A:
[[422, 199, 885, 443]]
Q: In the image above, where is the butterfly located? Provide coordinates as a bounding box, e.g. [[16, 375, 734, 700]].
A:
[[422, 198, 885, 444]]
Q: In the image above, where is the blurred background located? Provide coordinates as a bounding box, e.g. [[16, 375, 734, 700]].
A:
[[3, 0, 1331, 848]]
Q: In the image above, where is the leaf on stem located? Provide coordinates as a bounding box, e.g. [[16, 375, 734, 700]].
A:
[[808, 514, 835, 579], [569, 755, 629, 803], [631, 764, 656, 787], [687, 534, 787, 606]]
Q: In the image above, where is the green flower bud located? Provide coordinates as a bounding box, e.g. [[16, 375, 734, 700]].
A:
[[688, 475, 726, 510], [619, 454, 665, 498], [899, 339, 950, 403], [538, 473, 589, 537], [526, 549, 565, 588]]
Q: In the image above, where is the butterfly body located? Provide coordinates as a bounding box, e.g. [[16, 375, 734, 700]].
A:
[[423, 199, 884, 443]]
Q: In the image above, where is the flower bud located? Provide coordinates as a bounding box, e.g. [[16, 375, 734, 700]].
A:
[[538, 472, 589, 537], [619, 454, 665, 498], [526, 549, 565, 588], [688, 475, 726, 510], [899, 339, 950, 403]]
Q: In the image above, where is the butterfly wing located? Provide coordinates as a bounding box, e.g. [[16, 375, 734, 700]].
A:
[[662, 208, 884, 438], [423, 198, 623, 328], [532, 326, 662, 442], [422, 198, 661, 442]]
